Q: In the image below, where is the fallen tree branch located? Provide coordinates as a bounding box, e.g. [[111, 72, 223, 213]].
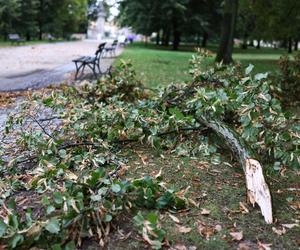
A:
[[196, 115, 273, 224]]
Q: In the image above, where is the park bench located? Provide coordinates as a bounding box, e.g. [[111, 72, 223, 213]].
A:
[[8, 34, 25, 45], [104, 40, 118, 57], [73, 42, 106, 80]]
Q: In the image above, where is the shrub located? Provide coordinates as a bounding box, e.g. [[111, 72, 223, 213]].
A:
[[278, 53, 300, 106]]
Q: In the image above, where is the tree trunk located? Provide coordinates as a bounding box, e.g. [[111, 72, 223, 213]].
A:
[[288, 38, 293, 53], [156, 30, 160, 45], [242, 39, 248, 49], [163, 29, 170, 46], [173, 31, 180, 51], [282, 39, 287, 49], [202, 32, 208, 48], [172, 18, 180, 51], [165, 31, 170, 46], [294, 40, 298, 51], [196, 116, 273, 224], [256, 39, 261, 49], [216, 0, 239, 64], [197, 34, 201, 46], [26, 33, 31, 41]]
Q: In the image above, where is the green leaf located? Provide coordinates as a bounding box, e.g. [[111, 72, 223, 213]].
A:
[[10, 234, 24, 249], [88, 168, 105, 187], [64, 241, 76, 250], [111, 183, 121, 193], [45, 218, 60, 234], [133, 212, 145, 227], [255, 72, 269, 81], [169, 107, 185, 120], [52, 244, 62, 250], [245, 64, 254, 75], [147, 213, 158, 224], [53, 192, 63, 205], [0, 218, 7, 237], [59, 149, 67, 159], [47, 205, 56, 215], [104, 214, 113, 222]]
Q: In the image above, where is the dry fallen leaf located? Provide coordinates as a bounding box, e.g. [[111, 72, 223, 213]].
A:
[[282, 223, 299, 229], [237, 242, 251, 250], [154, 168, 162, 179], [239, 202, 249, 214], [176, 225, 192, 234], [258, 240, 272, 250], [230, 231, 243, 241], [289, 201, 300, 210], [172, 243, 187, 250], [272, 226, 286, 235], [188, 198, 199, 207], [197, 221, 215, 239], [215, 224, 222, 232], [117, 228, 132, 241], [200, 208, 211, 215], [169, 213, 180, 224]]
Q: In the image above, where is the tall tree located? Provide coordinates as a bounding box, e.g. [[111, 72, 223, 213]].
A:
[[18, 0, 39, 40], [216, 0, 238, 64], [0, 0, 21, 39]]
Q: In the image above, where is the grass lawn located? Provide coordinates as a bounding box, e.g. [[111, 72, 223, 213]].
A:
[[116, 43, 289, 87], [110, 44, 300, 249], [106, 146, 300, 249], [117, 44, 193, 88]]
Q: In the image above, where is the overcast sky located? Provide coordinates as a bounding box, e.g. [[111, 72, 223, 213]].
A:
[[102, 0, 119, 17]]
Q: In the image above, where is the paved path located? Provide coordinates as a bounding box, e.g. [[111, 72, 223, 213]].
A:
[[0, 40, 120, 91]]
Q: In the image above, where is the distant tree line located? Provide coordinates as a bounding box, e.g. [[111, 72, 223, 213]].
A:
[[118, 0, 222, 51], [117, 0, 300, 58], [0, 0, 103, 40]]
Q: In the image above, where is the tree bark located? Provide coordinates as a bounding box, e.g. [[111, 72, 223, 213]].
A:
[[294, 40, 298, 51], [38, 0, 44, 40], [197, 34, 201, 46], [196, 116, 273, 224], [242, 39, 248, 49], [202, 32, 208, 48], [172, 18, 180, 50], [173, 30, 181, 50], [256, 39, 261, 49], [216, 0, 239, 64], [162, 29, 170, 46], [288, 38, 293, 53], [156, 30, 160, 45]]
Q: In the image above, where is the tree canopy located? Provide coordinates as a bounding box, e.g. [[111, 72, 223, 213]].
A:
[[117, 0, 300, 58], [0, 0, 101, 40]]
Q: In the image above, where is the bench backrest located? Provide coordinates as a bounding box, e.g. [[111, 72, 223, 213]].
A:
[[95, 42, 106, 59], [8, 34, 20, 40], [112, 40, 118, 47]]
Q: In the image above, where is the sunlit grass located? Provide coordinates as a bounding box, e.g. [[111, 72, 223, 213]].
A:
[[116, 43, 288, 87]]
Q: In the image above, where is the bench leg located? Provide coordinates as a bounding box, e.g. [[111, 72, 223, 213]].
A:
[[86, 63, 97, 79], [74, 62, 80, 80], [93, 64, 97, 78], [96, 59, 102, 74], [80, 64, 86, 78]]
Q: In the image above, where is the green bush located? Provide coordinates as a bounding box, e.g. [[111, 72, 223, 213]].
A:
[[278, 53, 300, 105]]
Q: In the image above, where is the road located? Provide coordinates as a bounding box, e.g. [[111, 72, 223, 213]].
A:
[[0, 40, 118, 91]]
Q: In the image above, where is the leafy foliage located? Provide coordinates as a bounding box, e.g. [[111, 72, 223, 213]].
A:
[[278, 53, 300, 105], [0, 53, 299, 248]]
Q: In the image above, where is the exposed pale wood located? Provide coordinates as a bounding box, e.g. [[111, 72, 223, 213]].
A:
[[196, 116, 273, 224], [245, 159, 273, 224]]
